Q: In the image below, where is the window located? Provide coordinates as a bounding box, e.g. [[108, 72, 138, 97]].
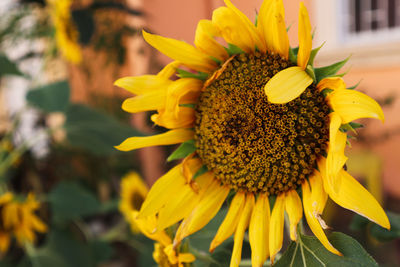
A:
[[342, 0, 400, 44]]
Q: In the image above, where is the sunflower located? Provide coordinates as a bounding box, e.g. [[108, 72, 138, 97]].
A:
[[47, 0, 81, 63], [0, 192, 47, 253], [119, 171, 148, 233], [115, 0, 390, 266]]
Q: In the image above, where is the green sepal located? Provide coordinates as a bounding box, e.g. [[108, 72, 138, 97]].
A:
[[340, 122, 363, 133], [289, 46, 299, 64], [210, 56, 222, 65], [179, 103, 196, 109], [167, 140, 196, 162], [254, 12, 259, 27], [321, 88, 333, 97], [347, 79, 363, 90], [305, 65, 316, 83], [314, 56, 350, 83], [177, 69, 208, 81], [308, 42, 325, 67], [225, 43, 244, 56], [193, 165, 208, 179]]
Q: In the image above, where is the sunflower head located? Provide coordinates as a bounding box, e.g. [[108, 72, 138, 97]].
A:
[[119, 172, 148, 233], [47, 0, 81, 63], [115, 0, 389, 266], [0, 192, 47, 253]]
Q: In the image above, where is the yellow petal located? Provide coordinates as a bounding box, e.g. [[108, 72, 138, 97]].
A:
[[258, 0, 288, 57], [230, 194, 255, 267], [134, 212, 172, 246], [0, 232, 10, 252], [114, 75, 171, 95], [165, 78, 202, 119], [284, 189, 303, 241], [157, 172, 214, 230], [178, 252, 196, 263], [257, 0, 274, 51], [212, 6, 263, 54], [272, 2, 289, 59], [138, 164, 186, 218], [142, 30, 217, 73], [328, 89, 385, 123], [151, 107, 195, 129], [317, 77, 346, 92], [269, 194, 285, 263], [157, 61, 181, 79], [182, 157, 203, 183], [326, 169, 390, 230], [326, 112, 348, 193], [115, 129, 194, 152], [302, 179, 342, 256], [249, 193, 270, 267], [195, 19, 229, 61], [297, 2, 312, 69], [121, 89, 166, 113], [264, 66, 313, 104], [209, 192, 246, 252], [309, 171, 328, 214], [174, 181, 230, 245]]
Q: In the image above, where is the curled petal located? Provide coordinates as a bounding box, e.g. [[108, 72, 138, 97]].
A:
[[212, 6, 263, 54], [151, 108, 195, 129], [195, 19, 229, 61], [325, 169, 390, 230], [284, 190, 303, 241], [329, 89, 385, 123], [302, 179, 341, 256], [138, 164, 187, 219], [317, 77, 346, 92], [174, 181, 230, 245]]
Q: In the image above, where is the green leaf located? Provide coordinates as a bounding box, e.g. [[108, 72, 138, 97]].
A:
[[308, 42, 325, 67], [0, 54, 24, 77], [48, 182, 100, 222], [177, 69, 209, 81], [225, 43, 244, 56], [369, 211, 400, 242], [65, 104, 144, 156], [27, 230, 109, 267], [289, 47, 298, 64], [349, 214, 370, 232], [314, 56, 350, 83], [89, 240, 113, 265], [347, 79, 362, 90], [26, 81, 70, 113], [274, 232, 378, 267], [167, 140, 196, 162]]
